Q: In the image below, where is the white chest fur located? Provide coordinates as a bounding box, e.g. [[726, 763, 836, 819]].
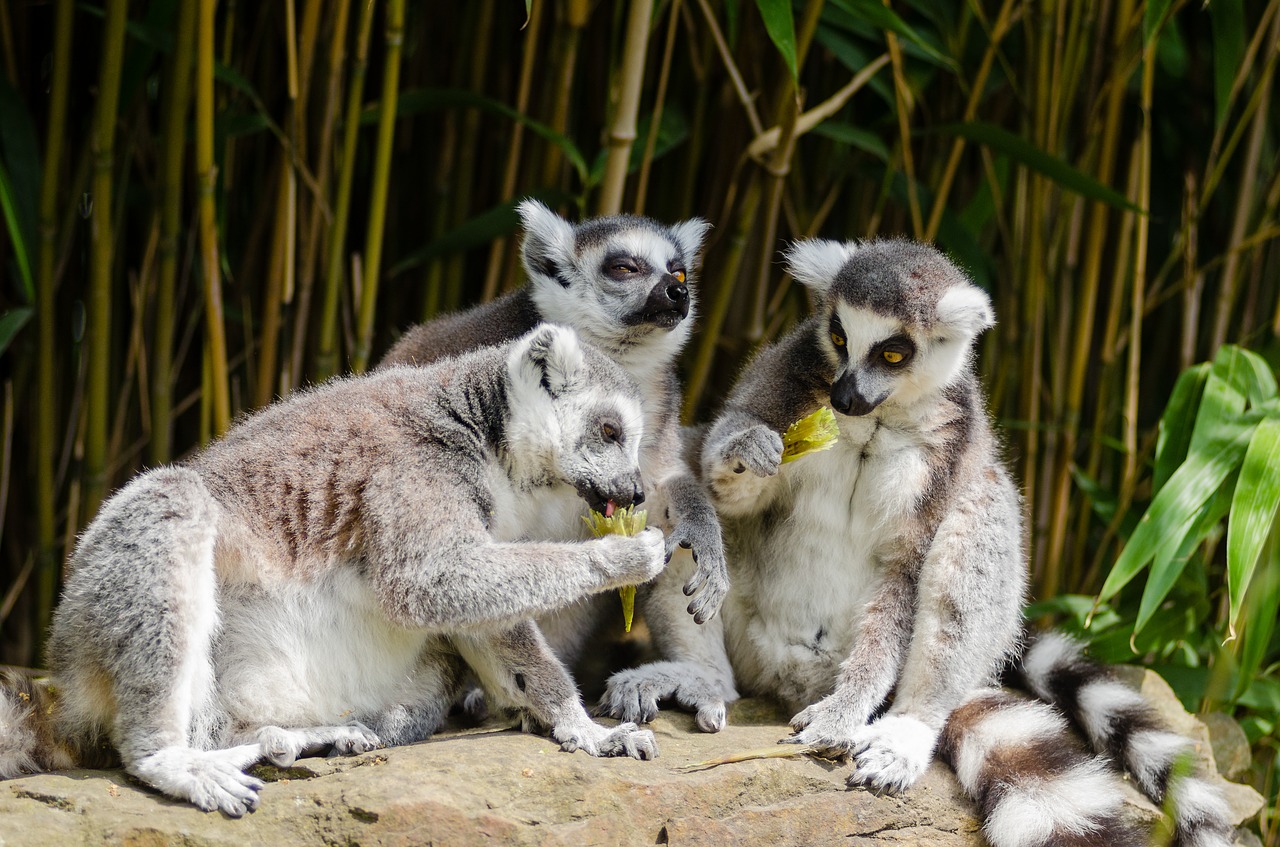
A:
[[723, 410, 930, 707], [484, 456, 589, 543]]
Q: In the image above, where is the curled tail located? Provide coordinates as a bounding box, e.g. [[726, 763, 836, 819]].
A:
[[1021, 632, 1234, 847], [0, 669, 74, 779], [940, 689, 1148, 847]]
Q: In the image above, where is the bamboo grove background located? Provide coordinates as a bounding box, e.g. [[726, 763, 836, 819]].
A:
[[1, 0, 1279, 836]]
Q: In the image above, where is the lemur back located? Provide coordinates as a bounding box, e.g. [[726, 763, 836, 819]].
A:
[[1, 325, 666, 815], [380, 200, 729, 691]]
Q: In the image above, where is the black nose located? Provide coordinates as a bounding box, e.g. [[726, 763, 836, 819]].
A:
[[665, 280, 688, 305], [830, 372, 884, 417]]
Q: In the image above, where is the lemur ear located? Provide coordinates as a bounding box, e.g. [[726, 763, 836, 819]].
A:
[[784, 239, 858, 296], [936, 283, 995, 337], [508, 323, 585, 399], [669, 218, 711, 264], [517, 199, 576, 285]]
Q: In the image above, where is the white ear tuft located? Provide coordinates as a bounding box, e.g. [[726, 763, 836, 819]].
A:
[[517, 199, 576, 284], [784, 239, 858, 295], [669, 218, 712, 263], [508, 323, 585, 398], [936, 284, 995, 337]]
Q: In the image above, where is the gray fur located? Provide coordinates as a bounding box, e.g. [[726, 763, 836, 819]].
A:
[[605, 238, 1027, 791], [380, 199, 728, 685], [29, 325, 662, 815]]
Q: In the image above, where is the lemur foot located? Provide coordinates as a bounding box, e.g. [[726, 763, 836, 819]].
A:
[[257, 722, 381, 767], [599, 661, 730, 732], [553, 719, 658, 760], [130, 745, 265, 817], [845, 715, 936, 794]]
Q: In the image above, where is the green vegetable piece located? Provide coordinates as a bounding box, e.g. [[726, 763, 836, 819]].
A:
[[582, 505, 648, 632], [781, 406, 839, 463]]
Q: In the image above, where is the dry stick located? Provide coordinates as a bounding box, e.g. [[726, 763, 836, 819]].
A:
[[693, 0, 763, 136], [1040, 0, 1138, 599], [884, 26, 922, 238], [196, 0, 231, 439], [598, 0, 655, 215], [352, 0, 405, 374], [315, 0, 376, 382], [290, 0, 351, 387], [83, 0, 130, 522], [34, 0, 74, 636], [1210, 8, 1278, 352], [634, 0, 683, 216], [482, 0, 545, 302], [923, 0, 1018, 242]]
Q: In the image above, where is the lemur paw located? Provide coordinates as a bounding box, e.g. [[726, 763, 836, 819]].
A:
[[598, 662, 730, 732], [257, 722, 381, 767], [555, 719, 659, 760], [131, 745, 265, 817], [784, 697, 861, 757], [717, 425, 783, 478], [596, 527, 666, 586], [845, 715, 936, 794], [664, 523, 728, 624]]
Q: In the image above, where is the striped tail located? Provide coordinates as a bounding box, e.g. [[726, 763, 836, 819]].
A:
[[0, 670, 74, 779], [1020, 632, 1234, 847], [940, 689, 1148, 847]]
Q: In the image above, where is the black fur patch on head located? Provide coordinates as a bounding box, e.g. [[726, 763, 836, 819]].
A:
[[573, 214, 673, 253], [829, 239, 968, 329]]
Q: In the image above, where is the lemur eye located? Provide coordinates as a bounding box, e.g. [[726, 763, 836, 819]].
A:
[[611, 262, 638, 274], [882, 349, 905, 365], [830, 331, 846, 348], [600, 421, 621, 443], [670, 268, 686, 283]]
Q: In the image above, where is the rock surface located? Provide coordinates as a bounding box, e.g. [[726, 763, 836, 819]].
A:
[[0, 683, 1264, 847]]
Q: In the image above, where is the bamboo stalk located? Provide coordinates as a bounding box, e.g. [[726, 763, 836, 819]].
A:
[[315, 0, 376, 381], [634, 0, 682, 215], [883, 24, 922, 238], [34, 0, 74, 638], [83, 0, 130, 522], [598, 0, 655, 215], [352, 0, 405, 374], [152, 0, 197, 465], [482, 0, 545, 302], [196, 0, 231, 439], [539, 0, 589, 189]]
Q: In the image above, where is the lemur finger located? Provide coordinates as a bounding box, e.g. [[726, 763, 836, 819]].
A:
[[695, 702, 727, 733]]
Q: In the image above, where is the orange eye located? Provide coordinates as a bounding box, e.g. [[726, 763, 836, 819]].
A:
[[882, 349, 904, 364], [830, 331, 846, 348], [671, 269, 686, 283]]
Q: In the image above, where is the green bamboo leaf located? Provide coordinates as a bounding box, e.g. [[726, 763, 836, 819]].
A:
[[1100, 423, 1255, 602], [813, 22, 894, 105], [1188, 346, 1269, 455], [811, 121, 890, 162], [1154, 363, 1209, 493], [0, 307, 32, 357], [932, 122, 1144, 214], [1226, 416, 1280, 630], [1234, 527, 1280, 700], [0, 157, 34, 303], [371, 88, 589, 185], [1144, 0, 1174, 45], [1135, 479, 1234, 634], [1210, 0, 1245, 128], [826, 0, 955, 70], [755, 0, 799, 83], [588, 108, 690, 187]]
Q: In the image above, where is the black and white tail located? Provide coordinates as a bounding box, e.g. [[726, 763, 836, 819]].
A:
[[940, 688, 1148, 847], [1021, 632, 1234, 847], [0, 669, 74, 779]]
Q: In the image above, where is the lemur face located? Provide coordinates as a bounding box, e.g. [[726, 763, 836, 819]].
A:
[[516, 200, 710, 356], [786, 238, 995, 416]]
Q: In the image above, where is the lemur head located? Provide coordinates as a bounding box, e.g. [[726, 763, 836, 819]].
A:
[[516, 199, 711, 361], [504, 323, 647, 513], [786, 238, 994, 416]]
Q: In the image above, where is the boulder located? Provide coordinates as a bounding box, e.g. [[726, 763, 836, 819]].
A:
[[0, 681, 1263, 846]]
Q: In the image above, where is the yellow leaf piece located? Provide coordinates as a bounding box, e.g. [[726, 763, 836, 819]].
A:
[[780, 406, 839, 463], [583, 505, 648, 633]]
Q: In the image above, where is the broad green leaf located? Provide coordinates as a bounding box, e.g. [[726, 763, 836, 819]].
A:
[[1226, 416, 1280, 629], [932, 122, 1144, 214], [1188, 347, 1255, 455], [826, 0, 955, 70], [1154, 363, 1209, 492], [755, 0, 799, 83], [1071, 465, 1118, 523], [0, 157, 33, 303], [0, 307, 32, 357], [813, 22, 894, 106], [1135, 479, 1234, 634], [372, 88, 589, 185], [1210, 0, 1245, 128], [0, 79, 40, 281], [810, 121, 890, 162], [1234, 531, 1280, 701], [1100, 423, 1255, 602]]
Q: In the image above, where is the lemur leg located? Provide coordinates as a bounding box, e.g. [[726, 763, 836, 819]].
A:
[[786, 567, 916, 753], [846, 492, 1024, 793], [456, 621, 658, 760], [657, 473, 729, 623], [51, 468, 265, 816], [599, 549, 738, 732]]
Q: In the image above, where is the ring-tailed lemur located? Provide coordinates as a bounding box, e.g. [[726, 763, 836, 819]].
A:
[[0, 325, 665, 815], [603, 238, 1234, 847], [381, 200, 729, 698]]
